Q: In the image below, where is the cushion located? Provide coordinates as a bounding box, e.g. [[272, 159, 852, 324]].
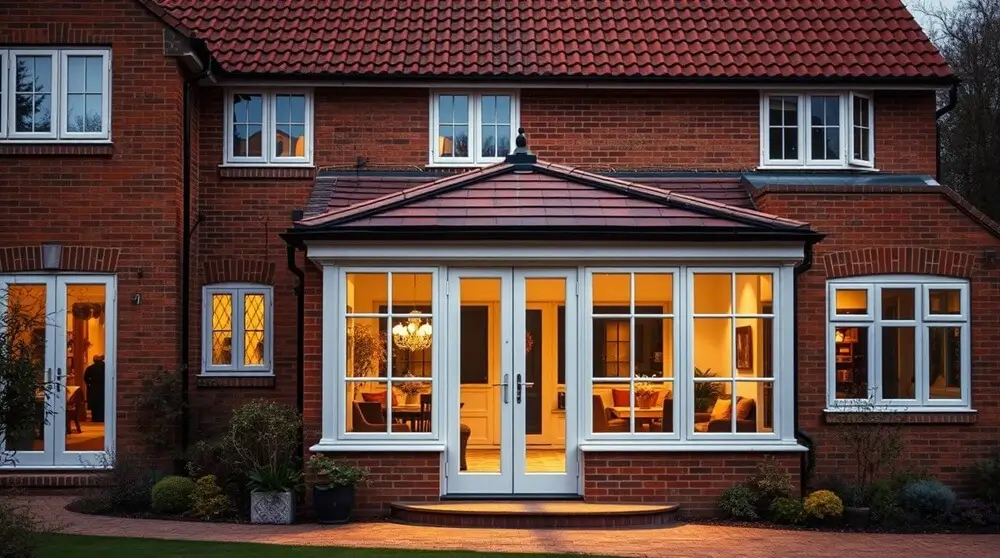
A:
[[362, 390, 398, 406], [611, 388, 630, 407], [735, 397, 755, 420], [710, 398, 733, 421]]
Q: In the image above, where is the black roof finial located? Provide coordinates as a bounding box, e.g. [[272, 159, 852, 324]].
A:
[[515, 127, 527, 149], [505, 127, 537, 166]]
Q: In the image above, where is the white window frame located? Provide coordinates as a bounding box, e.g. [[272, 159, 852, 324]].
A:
[[59, 50, 111, 140], [760, 91, 875, 170], [3, 47, 111, 142], [201, 284, 274, 376], [428, 90, 519, 167], [826, 276, 971, 411], [222, 89, 314, 167], [334, 268, 441, 444]]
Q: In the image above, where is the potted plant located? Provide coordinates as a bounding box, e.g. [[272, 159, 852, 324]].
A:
[[307, 455, 369, 524], [693, 367, 723, 412], [397, 373, 426, 405], [633, 376, 658, 409], [247, 462, 303, 525]]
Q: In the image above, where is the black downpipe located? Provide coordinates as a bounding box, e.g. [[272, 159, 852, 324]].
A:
[[286, 244, 306, 459], [180, 64, 211, 457], [935, 83, 959, 181], [793, 241, 817, 497]]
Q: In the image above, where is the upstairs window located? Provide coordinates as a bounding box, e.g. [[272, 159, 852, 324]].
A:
[[223, 90, 313, 166], [1, 48, 111, 141], [761, 92, 874, 169], [429, 91, 518, 166]]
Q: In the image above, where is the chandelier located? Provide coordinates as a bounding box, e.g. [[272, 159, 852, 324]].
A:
[[392, 310, 433, 352]]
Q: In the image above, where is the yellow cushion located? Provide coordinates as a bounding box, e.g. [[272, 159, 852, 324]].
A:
[[710, 398, 732, 421]]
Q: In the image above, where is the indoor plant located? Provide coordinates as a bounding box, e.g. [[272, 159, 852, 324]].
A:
[[307, 455, 370, 524], [693, 367, 723, 412], [396, 373, 426, 405]]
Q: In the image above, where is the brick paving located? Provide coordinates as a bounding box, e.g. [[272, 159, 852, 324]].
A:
[[25, 495, 1000, 557]]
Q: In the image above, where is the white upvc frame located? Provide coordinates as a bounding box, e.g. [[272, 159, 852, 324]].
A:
[[0, 51, 7, 139], [759, 91, 875, 170], [222, 89, 314, 166], [428, 90, 519, 167], [7, 49, 59, 141], [201, 284, 274, 376], [332, 267, 442, 445], [59, 50, 111, 140], [826, 275, 971, 411]]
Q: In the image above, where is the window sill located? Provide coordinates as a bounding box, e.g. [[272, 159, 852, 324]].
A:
[[756, 165, 878, 172], [824, 409, 976, 424], [217, 165, 315, 179], [579, 441, 808, 452], [0, 142, 114, 156], [310, 441, 446, 453], [196, 374, 276, 388]]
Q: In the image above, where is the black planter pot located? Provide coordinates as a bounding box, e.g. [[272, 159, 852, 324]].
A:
[[844, 506, 871, 530], [313, 484, 356, 524]]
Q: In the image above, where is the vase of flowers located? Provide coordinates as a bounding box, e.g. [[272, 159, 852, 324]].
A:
[[397, 373, 425, 405], [634, 376, 658, 409]]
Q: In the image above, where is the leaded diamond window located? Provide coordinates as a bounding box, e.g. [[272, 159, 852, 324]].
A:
[[203, 285, 272, 374]]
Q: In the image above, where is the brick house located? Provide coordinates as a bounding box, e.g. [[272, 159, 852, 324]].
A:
[[2, 1, 997, 520]]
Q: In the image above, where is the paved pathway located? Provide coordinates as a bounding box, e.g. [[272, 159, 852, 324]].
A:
[[25, 496, 1000, 557]]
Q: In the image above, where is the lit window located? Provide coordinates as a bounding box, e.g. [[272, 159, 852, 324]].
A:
[[827, 277, 970, 409], [761, 92, 874, 168], [224, 90, 312, 165], [202, 285, 273, 374], [1, 48, 111, 141], [430, 91, 518, 165]]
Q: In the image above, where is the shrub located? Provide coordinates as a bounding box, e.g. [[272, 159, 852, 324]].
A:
[[869, 480, 904, 527], [307, 455, 369, 488], [810, 476, 852, 503], [150, 476, 196, 515], [188, 475, 232, 520], [85, 451, 156, 513], [718, 484, 759, 520], [135, 367, 185, 455], [889, 469, 933, 493], [747, 457, 794, 510], [246, 463, 304, 493], [803, 490, 844, 520], [769, 497, 804, 525], [945, 499, 1000, 528], [899, 480, 956, 519], [0, 492, 42, 558], [973, 452, 1000, 511], [228, 400, 301, 474]]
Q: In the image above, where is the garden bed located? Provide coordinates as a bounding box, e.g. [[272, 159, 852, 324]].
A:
[[691, 517, 1000, 535]]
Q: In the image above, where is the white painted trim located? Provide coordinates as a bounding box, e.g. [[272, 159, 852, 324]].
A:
[[307, 242, 807, 265], [7, 49, 59, 141], [201, 284, 274, 375], [223, 89, 314, 166], [0, 51, 7, 139], [428, 90, 519, 166], [849, 92, 875, 168], [59, 50, 111, 140], [579, 441, 809, 452], [311, 442, 446, 452]]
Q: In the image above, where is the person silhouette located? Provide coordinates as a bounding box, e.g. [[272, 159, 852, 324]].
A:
[[83, 355, 106, 423]]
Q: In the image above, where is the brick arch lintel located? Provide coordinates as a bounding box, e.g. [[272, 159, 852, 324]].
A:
[[203, 259, 276, 286], [823, 247, 977, 279], [0, 245, 121, 273]]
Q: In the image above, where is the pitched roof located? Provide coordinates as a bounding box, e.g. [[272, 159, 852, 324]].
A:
[[152, 1, 953, 82], [293, 158, 812, 238]]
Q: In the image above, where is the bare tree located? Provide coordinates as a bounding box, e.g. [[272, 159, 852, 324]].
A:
[[919, 0, 1000, 220]]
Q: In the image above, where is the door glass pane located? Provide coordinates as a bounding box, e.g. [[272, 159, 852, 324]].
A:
[[459, 278, 501, 473], [65, 284, 106, 452], [929, 327, 961, 399], [881, 326, 916, 399], [3, 284, 48, 453], [525, 278, 565, 473]]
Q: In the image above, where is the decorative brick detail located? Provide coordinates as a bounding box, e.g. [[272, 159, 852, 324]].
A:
[[0, 245, 121, 273], [203, 259, 276, 285], [825, 411, 977, 425], [0, 143, 115, 157], [0, 471, 107, 489], [217, 166, 315, 180], [823, 247, 977, 279], [195, 375, 276, 388]]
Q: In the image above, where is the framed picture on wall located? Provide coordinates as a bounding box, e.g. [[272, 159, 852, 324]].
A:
[[736, 325, 753, 371]]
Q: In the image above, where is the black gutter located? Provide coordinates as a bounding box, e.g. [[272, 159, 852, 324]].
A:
[[180, 62, 212, 458], [935, 83, 959, 181], [286, 242, 306, 459], [793, 240, 819, 496]]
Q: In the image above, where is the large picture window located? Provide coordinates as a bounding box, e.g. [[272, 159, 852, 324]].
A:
[[201, 284, 273, 375], [342, 270, 436, 437], [827, 276, 970, 409], [761, 91, 874, 169]]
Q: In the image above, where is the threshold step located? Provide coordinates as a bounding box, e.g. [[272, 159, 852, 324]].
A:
[[390, 500, 680, 529]]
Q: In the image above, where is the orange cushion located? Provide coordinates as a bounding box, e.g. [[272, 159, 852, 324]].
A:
[[362, 390, 398, 406], [710, 398, 733, 421], [611, 388, 630, 407], [735, 397, 755, 420]]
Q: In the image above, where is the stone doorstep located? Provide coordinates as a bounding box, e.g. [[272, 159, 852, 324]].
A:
[[389, 500, 681, 529]]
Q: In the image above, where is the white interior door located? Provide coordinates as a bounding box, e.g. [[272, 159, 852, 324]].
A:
[[445, 268, 579, 496]]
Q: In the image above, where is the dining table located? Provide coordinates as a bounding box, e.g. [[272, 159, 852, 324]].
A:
[[609, 405, 662, 430]]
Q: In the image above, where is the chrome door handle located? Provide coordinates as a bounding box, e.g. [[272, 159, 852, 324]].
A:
[[491, 373, 510, 404]]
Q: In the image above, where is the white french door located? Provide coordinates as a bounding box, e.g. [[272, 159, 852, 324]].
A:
[[445, 268, 579, 495], [0, 275, 116, 468]]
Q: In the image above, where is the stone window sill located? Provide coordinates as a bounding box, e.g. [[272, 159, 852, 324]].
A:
[[0, 142, 114, 156]]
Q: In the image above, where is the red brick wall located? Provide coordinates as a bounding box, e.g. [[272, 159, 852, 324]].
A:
[[583, 452, 801, 517], [757, 188, 1000, 491], [0, 0, 186, 456], [874, 90, 938, 176], [311, 453, 441, 518]]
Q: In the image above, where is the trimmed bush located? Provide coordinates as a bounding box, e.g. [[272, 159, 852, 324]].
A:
[[150, 476, 196, 515], [718, 484, 759, 520], [747, 457, 793, 511], [900, 480, 956, 519], [973, 452, 1000, 511], [803, 490, 844, 520], [188, 475, 232, 520], [869, 480, 904, 527], [769, 497, 804, 525]]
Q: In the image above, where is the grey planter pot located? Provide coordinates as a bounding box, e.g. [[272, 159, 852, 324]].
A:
[[250, 490, 295, 524]]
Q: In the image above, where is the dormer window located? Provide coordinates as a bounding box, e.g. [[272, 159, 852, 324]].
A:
[[760, 92, 874, 169], [429, 91, 519, 166]]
